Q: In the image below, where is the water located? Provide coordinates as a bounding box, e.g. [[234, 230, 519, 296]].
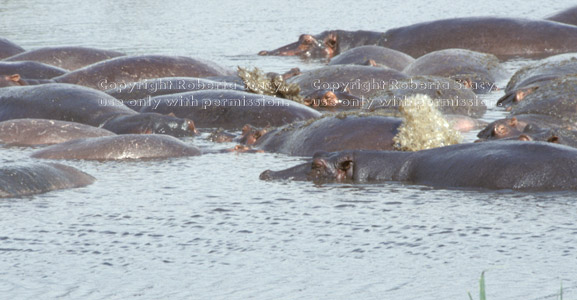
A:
[[1, 1, 577, 299]]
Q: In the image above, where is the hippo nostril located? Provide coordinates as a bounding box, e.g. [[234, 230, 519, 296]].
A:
[[187, 120, 198, 135]]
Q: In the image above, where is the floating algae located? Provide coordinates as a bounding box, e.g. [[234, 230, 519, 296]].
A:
[[237, 67, 302, 102], [393, 94, 462, 151]]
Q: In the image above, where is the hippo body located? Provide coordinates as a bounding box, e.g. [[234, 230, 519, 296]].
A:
[[0, 84, 197, 136], [3, 46, 125, 70], [140, 90, 321, 130], [0, 37, 24, 60], [0, 61, 67, 79], [31, 134, 201, 161], [402, 49, 506, 94], [54, 55, 233, 90], [260, 141, 577, 191], [251, 114, 401, 156], [328, 45, 415, 71], [0, 118, 115, 146], [546, 5, 577, 26], [476, 114, 571, 141], [0, 163, 94, 198]]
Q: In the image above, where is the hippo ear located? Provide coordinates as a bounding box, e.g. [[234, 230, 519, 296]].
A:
[[518, 134, 532, 141], [547, 135, 560, 143], [325, 32, 337, 49], [7, 74, 20, 82], [508, 117, 518, 127], [167, 112, 176, 117]]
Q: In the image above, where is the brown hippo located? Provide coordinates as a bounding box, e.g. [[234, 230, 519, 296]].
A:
[[476, 114, 572, 141], [0, 37, 24, 60], [260, 141, 577, 191], [546, 5, 577, 26], [0, 84, 197, 136], [327, 45, 415, 71], [31, 134, 201, 161], [140, 90, 321, 130], [402, 49, 506, 94], [286, 65, 408, 100], [259, 18, 577, 60], [105, 77, 244, 110], [364, 76, 485, 118], [3, 46, 125, 70], [0, 119, 115, 146], [498, 54, 577, 107], [242, 114, 402, 156], [0, 162, 94, 198], [53, 55, 233, 90], [0, 61, 68, 79]]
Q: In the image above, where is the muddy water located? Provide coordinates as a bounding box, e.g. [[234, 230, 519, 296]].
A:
[[1, 1, 577, 299]]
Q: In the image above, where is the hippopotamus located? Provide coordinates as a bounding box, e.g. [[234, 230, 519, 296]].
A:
[[3, 46, 125, 70], [140, 90, 321, 129], [31, 134, 201, 161], [507, 77, 577, 123], [0, 162, 94, 198], [286, 65, 408, 100], [498, 54, 577, 107], [53, 55, 233, 90], [478, 124, 577, 149], [301, 88, 363, 111], [0, 37, 24, 60], [402, 49, 506, 94], [0, 118, 115, 146], [105, 77, 244, 110], [476, 114, 573, 141], [0, 61, 68, 79], [0, 84, 197, 136], [259, 18, 577, 60], [260, 141, 577, 191], [546, 5, 577, 26], [327, 46, 415, 71], [364, 76, 485, 118], [241, 114, 402, 156]]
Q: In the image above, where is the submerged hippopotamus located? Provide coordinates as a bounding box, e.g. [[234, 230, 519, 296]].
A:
[[260, 141, 577, 191], [402, 49, 506, 94], [364, 76, 485, 118], [0, 162, 94, 198], [105, 77, 244, 110], [0, 84, 197, 136], [0, 37, 24, 60], [53, 55, 233, 90], [242, 114, 402, 156], [327, 45, 415, 71], [31, 134, 201, 161], [3, 46, 125, 70], [140, 90, 321, 129], [286, 65, 408, 99], [546, 5, 577, 26], [0, 61, 68, 79], [259, 18, 577, 60], [498, 54, 577, 107], [0, 118, 115, 146], [476, 114, 572, 141]]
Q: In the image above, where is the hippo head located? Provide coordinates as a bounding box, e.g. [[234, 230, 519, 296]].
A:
[[496, 86, 539, 109], [476, 117, 523, 140], [239, 124, 268, 145], [258, 32, 338, 59], [102, 113, 197, 137], [260, 151, 354, 182], [0, 74, 24, 87]]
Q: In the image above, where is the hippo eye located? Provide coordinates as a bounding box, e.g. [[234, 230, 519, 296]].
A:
[[339, 160, 352, 171]]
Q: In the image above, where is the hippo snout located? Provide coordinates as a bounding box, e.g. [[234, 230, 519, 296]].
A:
[[258, 50, 269, 56], [259, 170, 273, 180]]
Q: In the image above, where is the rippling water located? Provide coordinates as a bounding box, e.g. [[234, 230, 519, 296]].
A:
[[1, 1, 577, 299]]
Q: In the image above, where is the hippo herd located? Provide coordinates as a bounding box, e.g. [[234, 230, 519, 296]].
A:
[[3, 6, 577, 196]]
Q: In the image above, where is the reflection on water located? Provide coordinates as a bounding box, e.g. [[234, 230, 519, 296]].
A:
[[1, 0, 577, 299]]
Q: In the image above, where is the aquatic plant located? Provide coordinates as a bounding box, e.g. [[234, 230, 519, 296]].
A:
[[237, 66, 302, 101]]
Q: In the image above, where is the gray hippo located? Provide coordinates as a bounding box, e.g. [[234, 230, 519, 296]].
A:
[[0, 84, 197, 136], [3, 46, 125, 70], [0, 61, 68, 79], [259, 18, 577, 60], [476, 114, 572, 141], [0, 37, 24, 59], [327, 45, 415, 71], [546, 5, 577, 26], [0, 162, 94, 198], [260, 141, 577, 191], [31, 134, 201, 161], [0, 119, 115, 146], [53, 55, 233, 90], [140, 90, 321, 130], [402, 49, 506, 94], [364, 76, 485, 118], [105, 77, 244, 110], [498, 54, 577, 107], [242, 114, 402, 156]]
